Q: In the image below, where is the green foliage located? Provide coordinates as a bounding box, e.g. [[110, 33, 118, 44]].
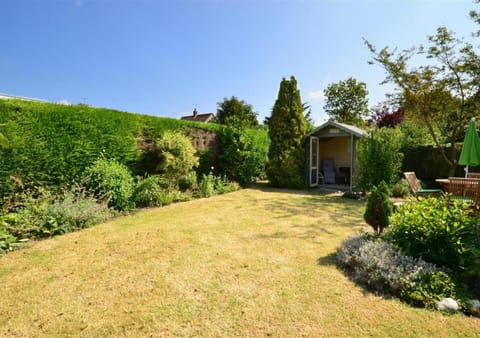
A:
[[245, 128, 269, 180], [387, 197, 480, 276], [4, 188, 111, 239], [0, 124, 8, 149], [337, 234, 456, 308], [215, 96, 259, 128], [366, 24, 480, 175], [398, 117, 436, 149], [323, 77, 369, 127], [133, 175, 192, 208], [218, 123, 267, 186], [179, 171, 198, 191], [266, 76, 307, 189], [196, 149, 215, 179], [402, 145, 462, 183], [401, 271, 457, 308], [154, 131, 199, 181], [391, 179, 411, 198], [83, 158, 134, 211], [472, 1, 480, 36], [199, 173, 216, 198], [157, 190, 175, 206], [364, 181, 392, 235], [356, 127, 403, 190], [0, 99, 220, 198], [133, 176, 164, 208], [0, 226, 21, 254]]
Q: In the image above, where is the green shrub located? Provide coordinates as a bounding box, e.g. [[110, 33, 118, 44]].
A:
[[133, 176, 164, 208], [0, 226, 21, 254], [154, 131, 199, 181], [199, 173, 216, 198], [46, 190, 112, 233], [218, 124, 268, 187], [337, 234, 455, 308], [401, 271, 456, 308], [356, 127, 403, 191], [364, 181, 392, 235], [157, 190, 175, 206], [169, 189, 193, 203], [224, 181, 241, 193], [387, 197, 480, 276], [391, 179, 410, 198], [179, 171, 198, 191], [83, 158, 134, 211], [196, 149, 215, 179], [4, 188, 111, 239]]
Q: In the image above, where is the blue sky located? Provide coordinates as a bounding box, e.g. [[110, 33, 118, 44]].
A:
[[1, 0, 477, 124]]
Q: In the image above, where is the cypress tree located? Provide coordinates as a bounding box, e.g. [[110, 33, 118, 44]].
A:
[[267, 76, 307, 188]]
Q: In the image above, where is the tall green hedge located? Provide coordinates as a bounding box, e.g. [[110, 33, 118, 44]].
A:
[[0, 100, 269, 197], [0, 99, 229, 196]]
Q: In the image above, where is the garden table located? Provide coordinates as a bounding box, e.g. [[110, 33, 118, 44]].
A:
[[435, 177, 480, 209]]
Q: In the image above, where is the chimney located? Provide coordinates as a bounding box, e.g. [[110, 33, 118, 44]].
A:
[[193, 108, 198, 119]]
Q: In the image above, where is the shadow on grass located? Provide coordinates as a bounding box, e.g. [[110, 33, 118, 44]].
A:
[[251, 182, 344, 197], [317, 252, 337, 266], [260, 195, 365, 229]]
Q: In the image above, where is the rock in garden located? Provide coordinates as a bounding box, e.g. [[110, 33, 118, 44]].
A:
[[436, 298, 459, 313], [468, 299, 480, 317]]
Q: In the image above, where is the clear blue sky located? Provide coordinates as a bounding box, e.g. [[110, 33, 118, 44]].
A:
[[1, 0, 477, 124]]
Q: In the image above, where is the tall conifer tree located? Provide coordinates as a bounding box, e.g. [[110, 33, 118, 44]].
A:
[[267, 76, 307, 188]]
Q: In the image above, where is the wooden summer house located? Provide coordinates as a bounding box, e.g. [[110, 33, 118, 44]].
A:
[[305, 120, 366, 190]]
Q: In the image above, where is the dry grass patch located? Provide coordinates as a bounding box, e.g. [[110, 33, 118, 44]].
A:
[[0, 187, 478, 336]]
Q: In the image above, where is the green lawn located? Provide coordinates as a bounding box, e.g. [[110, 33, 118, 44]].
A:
[[0, 187, 478, 336]]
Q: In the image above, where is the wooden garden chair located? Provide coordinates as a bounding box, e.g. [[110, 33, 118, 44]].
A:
[[403, 172, 443, 199]]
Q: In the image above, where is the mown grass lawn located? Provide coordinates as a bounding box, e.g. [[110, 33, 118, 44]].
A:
[[0, 187, 478, 337]]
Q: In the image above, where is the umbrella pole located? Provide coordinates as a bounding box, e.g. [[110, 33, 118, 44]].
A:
[[465, 165, 469, 178]]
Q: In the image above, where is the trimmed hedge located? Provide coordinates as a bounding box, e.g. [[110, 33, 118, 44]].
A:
[[401, 145, 468, 186], [0, 99, 267, 199]]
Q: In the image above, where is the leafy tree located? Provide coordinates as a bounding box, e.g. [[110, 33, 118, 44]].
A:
[[471, 0, 480, 36], [365, 23, 480, 175], [215, 96, 259, 128], [323, 77, 369, 127], [369, 106, 405, 128], [356, 127, 403, 191], [303, 102, 316, 132], [266, 76, 307, 189]]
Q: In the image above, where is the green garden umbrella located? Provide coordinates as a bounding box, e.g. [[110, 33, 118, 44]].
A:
[[458, 118, 480, 177]]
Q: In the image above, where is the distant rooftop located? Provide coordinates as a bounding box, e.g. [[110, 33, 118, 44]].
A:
[[180, 108, 215, 123]]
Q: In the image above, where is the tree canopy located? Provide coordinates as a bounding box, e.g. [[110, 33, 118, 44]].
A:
[[266, 76, 307, 189], [323, 77, 369, 127], [215, 96, 259, 128], [365, 23, 480, 174]]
